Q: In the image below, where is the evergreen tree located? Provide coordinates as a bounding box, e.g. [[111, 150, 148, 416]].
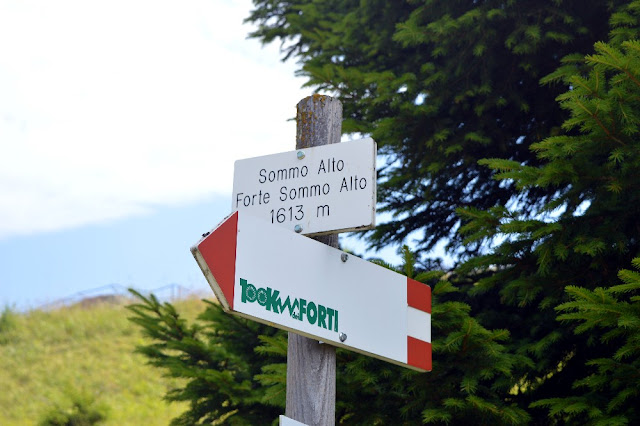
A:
[[457, 2, 640, 422], [246, 0, 620, 258], [532, 257, 640, 424], [126, 290, 283, 425]]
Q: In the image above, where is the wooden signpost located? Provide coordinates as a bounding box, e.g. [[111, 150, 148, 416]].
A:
[[191, 95, 431, 426], [287, 95, 339, 424]]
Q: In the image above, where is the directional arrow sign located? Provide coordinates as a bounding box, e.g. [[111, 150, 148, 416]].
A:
[[191, 211, 431, 372], [232, 138, 376, 236]]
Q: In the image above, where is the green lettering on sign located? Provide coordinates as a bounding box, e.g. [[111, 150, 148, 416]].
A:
[[239, 278, 339, 333]]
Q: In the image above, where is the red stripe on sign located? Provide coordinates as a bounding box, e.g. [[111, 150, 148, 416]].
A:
[[197, 212, 238, 310], [407, 336, 432, 371], [407, 278, 431, 313]]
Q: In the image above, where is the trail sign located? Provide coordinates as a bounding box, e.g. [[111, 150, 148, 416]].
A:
[[232, 138, 376, 236], [191, 211, 432, 372]]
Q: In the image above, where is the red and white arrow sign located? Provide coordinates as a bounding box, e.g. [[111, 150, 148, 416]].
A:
[[191, 211, 431, 372]]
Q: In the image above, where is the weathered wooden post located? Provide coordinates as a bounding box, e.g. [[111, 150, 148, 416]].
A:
[[285, 95, 342, 425]]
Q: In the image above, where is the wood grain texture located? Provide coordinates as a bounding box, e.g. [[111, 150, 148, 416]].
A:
[[286, 95, 341, 425], [296, 95, 343, 149]]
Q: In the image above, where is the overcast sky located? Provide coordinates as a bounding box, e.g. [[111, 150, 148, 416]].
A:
[[0, 0, 308, 240], [0, 0, 408, 310]]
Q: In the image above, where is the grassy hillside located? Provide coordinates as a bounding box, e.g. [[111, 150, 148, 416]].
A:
[[0, 296, 207, 425]]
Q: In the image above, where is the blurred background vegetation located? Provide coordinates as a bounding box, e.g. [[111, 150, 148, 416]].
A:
[[0, 297, 204, 425]]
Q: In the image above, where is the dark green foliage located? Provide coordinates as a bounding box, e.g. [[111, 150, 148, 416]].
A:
[[38, 389, 108, 426], [246, 0, 620, 257], [529, 258, 640, 424], [455, 2, 640, 423], [126, 290, 283, 425]]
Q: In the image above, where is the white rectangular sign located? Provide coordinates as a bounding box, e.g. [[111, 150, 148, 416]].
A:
[[232, 138, 376, 236], [191, 211, 431, 372]]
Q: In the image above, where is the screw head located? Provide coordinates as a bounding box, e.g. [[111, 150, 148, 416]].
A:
[[297, 150, 305, 160], [339, 332, 347, 342], [294, 224, 303, 233], [341, 253, 348, 262]]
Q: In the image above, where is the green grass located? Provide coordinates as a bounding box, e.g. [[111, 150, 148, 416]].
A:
[[0, 296, 207, 425]]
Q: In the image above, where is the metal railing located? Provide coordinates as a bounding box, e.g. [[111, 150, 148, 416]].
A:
[[37, 283, 197, 311]]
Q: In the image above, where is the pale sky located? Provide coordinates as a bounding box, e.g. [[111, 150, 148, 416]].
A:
[[0, 0, 413, 310], [0, 0, 307, 241]]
